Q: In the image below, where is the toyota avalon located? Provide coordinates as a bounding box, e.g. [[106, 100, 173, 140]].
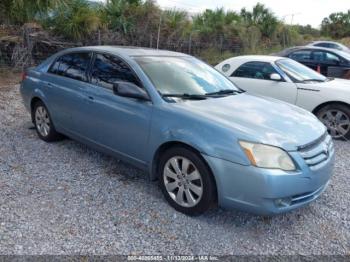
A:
[[20, 46, 334, 215]]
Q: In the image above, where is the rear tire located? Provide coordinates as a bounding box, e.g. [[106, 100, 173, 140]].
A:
[[158, 146, 217, 216], [33, 101, 63, 142], [316, 104, 350, 140]]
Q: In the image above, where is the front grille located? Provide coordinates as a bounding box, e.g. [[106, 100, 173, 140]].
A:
[[298, 133, 334, 170]]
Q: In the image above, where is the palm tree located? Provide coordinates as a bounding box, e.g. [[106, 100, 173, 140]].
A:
[[240, 3, 278, 38], [45, 0, 101, 41], [101, 0, 144, 34], [193, 8, 240, 38], [0, 0, 67, 24], [162, 9, 190, 45]]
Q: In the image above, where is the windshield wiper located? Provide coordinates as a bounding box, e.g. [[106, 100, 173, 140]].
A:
[[161, 89, 244, 100], [162, 93, 207, 100], [205, 89, 244, 96]]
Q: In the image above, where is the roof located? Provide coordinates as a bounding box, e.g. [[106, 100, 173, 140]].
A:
[[309, 40, 342, 45], [276, 45, 348, 56], [58, 46, 188, 58], [215, 55, 288, 74], [225, 55, 282, 63]]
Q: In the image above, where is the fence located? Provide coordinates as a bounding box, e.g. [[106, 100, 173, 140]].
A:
[[0, 24, 246, 70], [0, 24, 292, 71]]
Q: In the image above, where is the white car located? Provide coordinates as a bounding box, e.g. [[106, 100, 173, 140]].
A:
[[215, 55, 350, 139], [307, 41, 350, 53]]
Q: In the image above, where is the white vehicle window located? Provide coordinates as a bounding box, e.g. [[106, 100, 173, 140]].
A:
[[276, 59, 327, 82], [231, 61, 278, 80]]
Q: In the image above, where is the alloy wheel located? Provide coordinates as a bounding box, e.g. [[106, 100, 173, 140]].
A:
[[163, 156, 203, 207], [319, 109, 350, 139], [35, 106, 51, 137]]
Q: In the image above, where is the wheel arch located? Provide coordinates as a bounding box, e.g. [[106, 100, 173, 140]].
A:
[[150, 140, 218, 202], [30, 97, 44, 123], [151, 141, 216, 194], [151, 141, 200, 180], [312, 101, 350, 114]]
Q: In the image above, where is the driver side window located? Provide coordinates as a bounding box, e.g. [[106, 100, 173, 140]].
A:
[[325, 52, 340, 64], [90, 53, 141, 90], [231, 61, 279, 80]]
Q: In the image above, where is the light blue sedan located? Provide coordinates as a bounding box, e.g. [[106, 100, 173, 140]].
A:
[[20, 46, 335, 215]]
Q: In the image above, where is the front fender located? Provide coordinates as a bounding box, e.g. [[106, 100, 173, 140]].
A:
[[147, 107, 251, 179]]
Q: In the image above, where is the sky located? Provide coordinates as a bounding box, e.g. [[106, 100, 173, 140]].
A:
[[156, 0, 350, 28]]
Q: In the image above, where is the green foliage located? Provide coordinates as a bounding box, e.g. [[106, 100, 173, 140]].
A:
[[240, 3, 278, 38], [294, 24, 320, 38], [237, 25, 261, 53], [2, 0, 327, 55], [161, 9, 191, 42], [193, 8, 240, 37], [321, 11, 350, 39], [100, 0, 140, 34], [276, 24, 303, 47], [198, 48, 236, 66], [0, 0, 67, 24], [43, 0, 101, 41]]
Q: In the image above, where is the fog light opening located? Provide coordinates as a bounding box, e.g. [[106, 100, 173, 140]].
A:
[[275, 197, 292, 208]]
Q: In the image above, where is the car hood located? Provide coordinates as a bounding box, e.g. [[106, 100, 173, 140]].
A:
[[296, 78, 350, 92], [172, 94, 326, 151]]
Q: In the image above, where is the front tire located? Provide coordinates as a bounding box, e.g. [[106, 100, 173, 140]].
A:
[[158, 146, 217, 216], [33, 101, 62, 142], [316, 104, 350, 140]]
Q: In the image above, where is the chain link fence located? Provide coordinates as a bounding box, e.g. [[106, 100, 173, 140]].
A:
[[0, 24, 247, 71], [0, 24, 289, 72]]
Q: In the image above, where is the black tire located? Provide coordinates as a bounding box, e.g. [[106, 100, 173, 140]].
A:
[[158, 146, 217, 216], [32, 100, 63, 142], [316, 104, 350, 140]]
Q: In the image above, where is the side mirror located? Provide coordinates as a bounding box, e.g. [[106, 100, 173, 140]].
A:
[[270, 73, 282, 81], [113, 82, 150, 101]]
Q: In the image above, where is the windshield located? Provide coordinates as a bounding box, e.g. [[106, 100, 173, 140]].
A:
[[135, 56, 239, 96], [276, 59, 327, 82]]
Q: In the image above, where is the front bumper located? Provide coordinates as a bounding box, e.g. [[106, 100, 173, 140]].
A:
[[203, 142, 335, 215]]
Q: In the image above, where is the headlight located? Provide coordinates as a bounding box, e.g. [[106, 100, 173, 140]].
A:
[[239, 141, 296, 171]]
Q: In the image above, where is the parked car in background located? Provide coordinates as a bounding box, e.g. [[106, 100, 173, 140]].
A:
[[216, 55, 350, 139], [275, 46, 350, 79], [21, 47, 334, 216], [307, 41, 350, 53]]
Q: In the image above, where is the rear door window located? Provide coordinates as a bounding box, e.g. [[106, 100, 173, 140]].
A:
[[49, 52, 91, 82], [288, 50, 312, 61], [312, 51, 325, 62]]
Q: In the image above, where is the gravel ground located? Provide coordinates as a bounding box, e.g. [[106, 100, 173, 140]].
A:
[[0, 79, 349, 255]]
